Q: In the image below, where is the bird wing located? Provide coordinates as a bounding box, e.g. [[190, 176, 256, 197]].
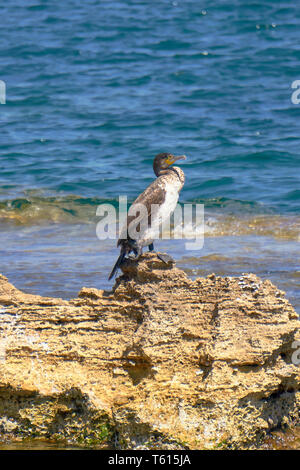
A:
[[118, 177, 166, 244]]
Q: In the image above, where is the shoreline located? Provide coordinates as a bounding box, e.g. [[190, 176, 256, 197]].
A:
[[1, 221, 299, 314]]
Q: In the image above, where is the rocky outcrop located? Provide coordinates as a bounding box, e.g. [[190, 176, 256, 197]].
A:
[[0, 253, 299, 449]]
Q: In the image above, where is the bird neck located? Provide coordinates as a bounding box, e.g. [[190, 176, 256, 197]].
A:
[[154, 167, 169, 177], [154, 166, 184, 184]]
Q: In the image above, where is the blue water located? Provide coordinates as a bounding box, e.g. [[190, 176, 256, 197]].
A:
[[0, 1, 299, 310], [1, 0, 300, 210]]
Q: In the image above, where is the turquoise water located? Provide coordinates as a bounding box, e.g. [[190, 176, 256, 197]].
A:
[[0, 1, 299, 311]]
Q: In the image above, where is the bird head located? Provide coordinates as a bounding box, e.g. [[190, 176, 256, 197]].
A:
[[153, 152, 186, 176]]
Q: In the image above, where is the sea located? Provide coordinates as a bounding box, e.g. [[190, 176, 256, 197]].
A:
[[0, 0, 299, 318]]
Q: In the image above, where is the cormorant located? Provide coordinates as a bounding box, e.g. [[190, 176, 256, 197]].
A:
[[108, 152, 186, 280]]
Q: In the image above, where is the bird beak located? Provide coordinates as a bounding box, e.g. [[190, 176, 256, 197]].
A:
[[166, 155, 187, 165]]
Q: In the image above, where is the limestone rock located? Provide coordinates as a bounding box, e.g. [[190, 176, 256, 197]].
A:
[[0, 253, 299, 449]]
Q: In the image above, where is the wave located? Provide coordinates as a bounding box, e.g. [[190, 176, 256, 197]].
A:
[[0, 194, 299, 241]]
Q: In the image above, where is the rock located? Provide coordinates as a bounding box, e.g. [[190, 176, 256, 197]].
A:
[[0, 252, 299, 449]]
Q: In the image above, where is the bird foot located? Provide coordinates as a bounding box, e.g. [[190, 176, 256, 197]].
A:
[[156, 252, 174, 264], [128, 253, 141, 260]]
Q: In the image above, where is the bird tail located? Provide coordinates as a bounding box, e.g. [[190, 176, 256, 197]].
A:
[[108, 249, 126, 281]]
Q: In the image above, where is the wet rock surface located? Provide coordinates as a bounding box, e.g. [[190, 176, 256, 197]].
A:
[[0, 253, 299, 449]]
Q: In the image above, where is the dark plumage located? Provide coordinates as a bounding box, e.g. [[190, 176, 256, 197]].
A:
[[108, 152, 186, 280]]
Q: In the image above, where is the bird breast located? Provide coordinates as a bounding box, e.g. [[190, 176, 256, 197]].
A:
[[139, 177, 181, 244], [156, 178, 181, 222]]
